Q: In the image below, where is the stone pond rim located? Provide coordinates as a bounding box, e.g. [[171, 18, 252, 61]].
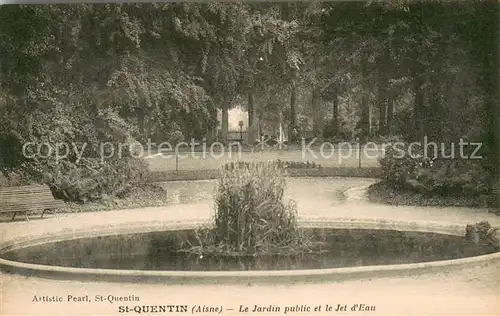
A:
[[0, 218, 499, 284]]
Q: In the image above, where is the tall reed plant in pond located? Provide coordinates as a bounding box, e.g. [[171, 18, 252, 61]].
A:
[[212, 162, 304, 255], [176, 162, 323, 259]]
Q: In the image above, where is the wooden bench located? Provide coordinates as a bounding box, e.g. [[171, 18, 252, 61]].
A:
[[0, 184, 65, 221]]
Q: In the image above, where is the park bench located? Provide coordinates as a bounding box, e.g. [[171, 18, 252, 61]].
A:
[[0, 184, 65, 221]]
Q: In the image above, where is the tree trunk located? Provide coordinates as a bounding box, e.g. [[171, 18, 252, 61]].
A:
[[288, 82, 297, 141], [248, 93, 255, 127], [136, 107, 147, 144], [480, 1, 500, 210], [206, 109, 217, 144], [360, 54, 370, 141], [378, 37, 393, 136], [311, 87, 324, 142], [386, 95, 394, 135], [377, 68, 388, 136], [332, 95, 339, 137], [428, 76, 442, 142], [413, 70, 425, 142], [221, 102, 229, 144], [492, 96, 500, 211], [378, 102, 387, 136], [247, 92, 258, 145]]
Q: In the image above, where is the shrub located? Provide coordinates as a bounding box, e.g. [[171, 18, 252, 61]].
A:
[[379, 142, 490, 197], [225, 160, 320, 170], [169, 130, 185, 145], [0, 170, 37, 187], [275, 159, 321, 169], [379, 143, 430, 187], [0, 103, 150, 202], [464, 221, 500, 250], [371, 134, 404, 144], [43, 157, 149, 203], [62, 183, 168, 213]]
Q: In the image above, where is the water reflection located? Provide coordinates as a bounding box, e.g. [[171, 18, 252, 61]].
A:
[[5, 228, 497, 271]]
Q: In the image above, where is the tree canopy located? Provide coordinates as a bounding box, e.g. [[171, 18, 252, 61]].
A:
[[0, 1, 498, 207]]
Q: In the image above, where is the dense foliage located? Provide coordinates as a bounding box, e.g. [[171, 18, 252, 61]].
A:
[[379, 143, 490, 198], [0, 2, 498, 207]]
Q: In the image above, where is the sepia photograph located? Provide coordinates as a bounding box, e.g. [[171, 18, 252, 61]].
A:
[[0, 1, 499, 315]]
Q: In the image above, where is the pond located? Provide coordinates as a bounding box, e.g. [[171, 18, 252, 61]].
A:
[[3, 228, 496, 271]]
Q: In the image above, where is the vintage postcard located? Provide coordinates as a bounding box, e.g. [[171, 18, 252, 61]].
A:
[[0, 1, 499, 315]]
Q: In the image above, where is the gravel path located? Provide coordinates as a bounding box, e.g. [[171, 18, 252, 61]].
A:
[[146, 149, 382, 171], [1, 180, 499, 316]]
